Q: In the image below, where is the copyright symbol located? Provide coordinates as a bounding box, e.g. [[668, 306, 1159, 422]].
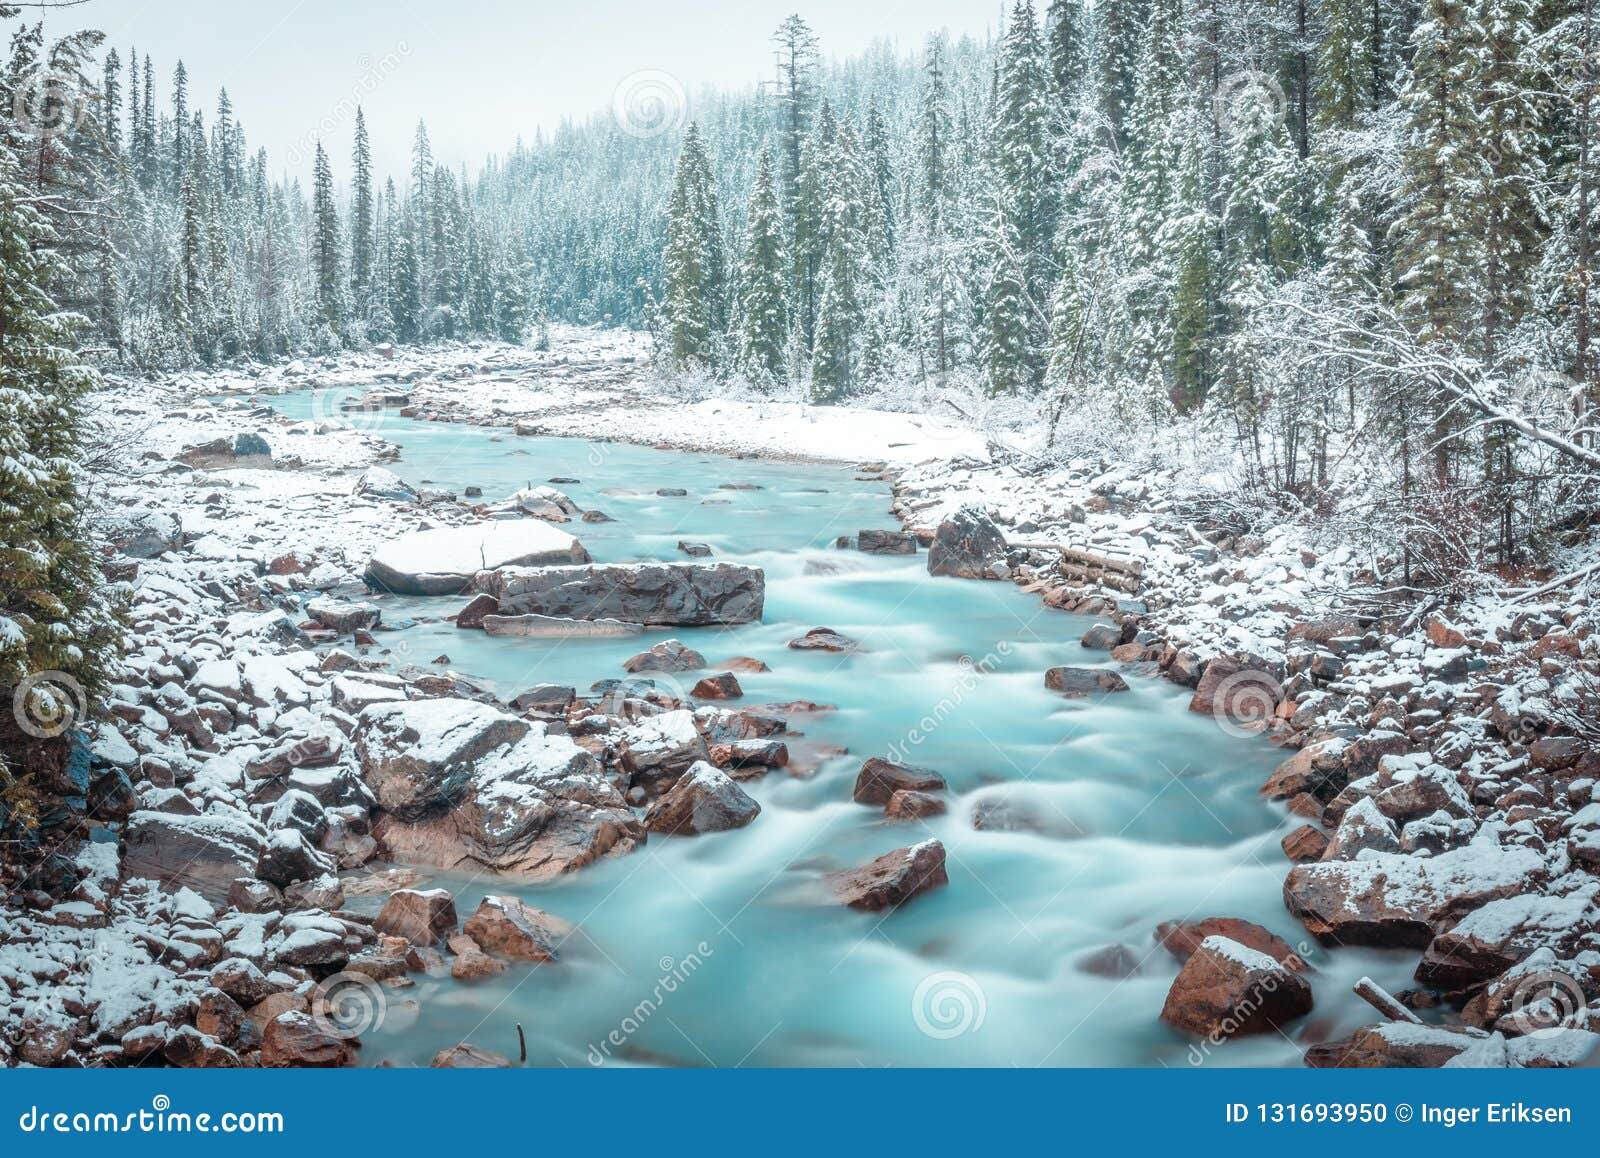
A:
[[1395, 1103, 1413, 1122]]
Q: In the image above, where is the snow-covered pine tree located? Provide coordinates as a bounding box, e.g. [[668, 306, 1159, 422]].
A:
[[1390, 0, 1490, 479], [311, 139, 343, 338], [811, 122, 871, 401], [984, 0, 1053, 393], [0, 133, 119, 791], [660, 122, 720, 371], [735, 147, 788, 386], [350, 106, 375, 333]]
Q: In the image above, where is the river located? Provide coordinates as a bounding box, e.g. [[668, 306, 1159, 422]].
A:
[[260, 390, 1412, 1067]]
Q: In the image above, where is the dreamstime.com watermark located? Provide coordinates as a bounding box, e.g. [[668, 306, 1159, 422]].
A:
[[17, 1095, 284, 1135], [11, 670, 87, 739], [913, 970, 987, 1039], [885, 642, 1012, 764], [586, 941, 714, 1066], [285, 42, 412, 167]]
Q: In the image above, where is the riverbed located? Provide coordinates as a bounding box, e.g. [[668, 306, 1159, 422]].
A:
[[265, 391, 1412, 1067]]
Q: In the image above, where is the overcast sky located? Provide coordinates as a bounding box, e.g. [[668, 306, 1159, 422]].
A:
[[43, 0, 999, 184]]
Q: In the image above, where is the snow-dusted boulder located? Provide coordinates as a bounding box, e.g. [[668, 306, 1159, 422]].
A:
[[619, 709, 710, 794], [365, 520, 590, 595], [352, 466, 418, 503], [927, 505, 1007, 580], [477, 561, 764, 626], [357, 698, 643, 880], [1284, 832, 1548, 947], [121, 810, 267, 906], [356, 698, 533, 818], [644, 762, 761, 835]]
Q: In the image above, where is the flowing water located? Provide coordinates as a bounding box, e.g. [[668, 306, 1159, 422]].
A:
[[259, 391, 1415, 1067]]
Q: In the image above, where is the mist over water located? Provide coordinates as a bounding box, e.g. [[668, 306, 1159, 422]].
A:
[[266, 393, 1413, 1066]]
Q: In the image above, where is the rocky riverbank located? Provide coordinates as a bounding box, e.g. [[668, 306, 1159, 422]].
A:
[[887, 458, 1600, 1066], [3, 331, 1595, 1068]]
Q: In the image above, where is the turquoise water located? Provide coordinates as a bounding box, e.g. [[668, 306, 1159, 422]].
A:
[[260, 392, 1410, 1067]]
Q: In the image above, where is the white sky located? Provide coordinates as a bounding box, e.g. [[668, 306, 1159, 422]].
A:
[[45, 0, 1000, 184]]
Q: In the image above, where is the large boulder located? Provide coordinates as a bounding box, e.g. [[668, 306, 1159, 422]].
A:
[[121, 810, 266, 906], [366, 521, 590, 596], [619, 709, 710, 795], [1160, 936, 1314, 1039], [356, 698, 533, 819], [1305, 1022, 1485, 1068], [353, 466, 419, 502], [1284, 836, 1547, 947], [360, 700, 644, 881], [829, 839, 948, 911], [644, 762, 761, 835], [372, 887, 458, 946], [1415, 892, 1600, 990], [927, 506, 1007, 580], [476, 562, 764, 626], [260, 1011, 351, 1068]]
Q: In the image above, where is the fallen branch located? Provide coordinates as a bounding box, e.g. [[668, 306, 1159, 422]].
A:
[[1353, 975, 1422, 1024]]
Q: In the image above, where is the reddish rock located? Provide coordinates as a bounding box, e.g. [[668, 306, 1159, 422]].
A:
[[1109, 642, 1145, 663], [463, 895, 567, 961], [1284, 845, 1546, 948], [644, 762, 761, 835], [268, 552, 309, 575], [261, 1011, 352, 1068], [691, 672, 743, 700], [623, 639, 707, 673], [372, 887, 458, 946], [721, 656, 771, 673], [1188, 659, 1280, 724], [853, 757, 946, 805], [708, 739, 789, 771], [1281, 825, 1327, 862], [1159, 936, 1314, 1039], [454, 592, 500, 630], [884, 789, 947, 820], [448, 934, 506, 980], [1425, 618, 1467, 649], [1155, 917, 1309, 972], [829, 839, 948, 911]]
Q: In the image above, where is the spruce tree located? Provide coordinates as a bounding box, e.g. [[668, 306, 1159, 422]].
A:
[[0, 137, 118, 779], [311, 139, 343, 334], [350, 106, 375, 329], [660, 122, 719, 370], [735, 147, 788, 385], [812, 123, 870, 401]]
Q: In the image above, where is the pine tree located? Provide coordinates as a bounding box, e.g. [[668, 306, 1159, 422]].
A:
[[984, 0, 1054, 391], [1094, 0, 1147, 149], [812, 123, 871, 401], [1390, 0, 1489, 478], [0, 137, 119, 779], [350, 106, 375, 327], [735, 147, 788, 385], [772, 15, 820, 228], [1045, 0, 1087, 101], [791, 99, 837, 348], [311, 140, 343, 334], [660, 122, 720, 370]]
